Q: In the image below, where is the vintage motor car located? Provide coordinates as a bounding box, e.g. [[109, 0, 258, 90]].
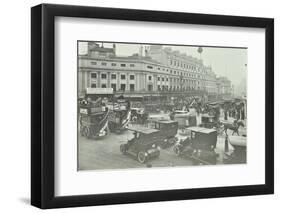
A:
[[173, 127, 218, 165], [152, 120, 179, 148], [223, 135, 247, 164], [107, 99, 131, 133], [170, 110, 189, 119], [199, 114, 218, 129], [120, 127, 161, 164], [170, 110, 197, 128], [79, 103, 109, 138]]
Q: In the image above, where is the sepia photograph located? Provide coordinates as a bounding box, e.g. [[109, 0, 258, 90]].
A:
[[77, 41, 247, 171]]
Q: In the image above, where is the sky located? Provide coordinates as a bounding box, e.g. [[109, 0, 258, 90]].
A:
[[79, 42, 247, 88]]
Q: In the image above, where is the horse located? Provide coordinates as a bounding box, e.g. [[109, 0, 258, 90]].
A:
[[221, 120, 245, 136]]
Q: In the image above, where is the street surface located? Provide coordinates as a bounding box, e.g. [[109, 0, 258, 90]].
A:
[[78, 112, 242, 171]]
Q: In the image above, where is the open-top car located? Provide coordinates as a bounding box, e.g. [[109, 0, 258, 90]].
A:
[[173, 126, 218, 165], [120, 127, 161, 164]]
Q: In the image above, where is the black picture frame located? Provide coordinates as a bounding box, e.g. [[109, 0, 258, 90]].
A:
[[31, 3, 274, 209]]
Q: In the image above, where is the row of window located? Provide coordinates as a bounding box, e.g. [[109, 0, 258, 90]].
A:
[[90, 80, 200, 91], [156, 77, 201, 84], [147, 65, 203, 78], [91, 83, 135, 91], [91, 61, 135, 68], [169, 58, 203, 73], [91, 73, 135, 80], [89, 60, 205, 78], [91, 72, 202, 83], [90, 82, 201, 92], [157, 85, 201, 91]]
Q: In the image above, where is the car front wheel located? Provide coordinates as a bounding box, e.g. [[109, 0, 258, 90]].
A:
[[173, 145, 181, 156], [120, 144, 127, 154], [137, 151, 146, 164]]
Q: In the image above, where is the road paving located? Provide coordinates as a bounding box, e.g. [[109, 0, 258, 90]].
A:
[[78, 113, 238, 171]]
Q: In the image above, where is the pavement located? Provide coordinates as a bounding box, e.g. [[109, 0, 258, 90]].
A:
[[78, 112, 243, 171]]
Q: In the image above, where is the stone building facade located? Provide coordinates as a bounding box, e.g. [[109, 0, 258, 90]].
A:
[[78, 42, 232, 100]]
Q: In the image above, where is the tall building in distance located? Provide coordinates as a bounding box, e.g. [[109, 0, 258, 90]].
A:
[[78, 42, 233, 100], [216, 76, 233, 99]]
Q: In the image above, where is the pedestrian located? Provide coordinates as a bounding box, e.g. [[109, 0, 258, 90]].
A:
[[215, 106, 220, 122], [236, 109, 240, 120], [241, 107, 245, 120], [224, 109, 228, 120]]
